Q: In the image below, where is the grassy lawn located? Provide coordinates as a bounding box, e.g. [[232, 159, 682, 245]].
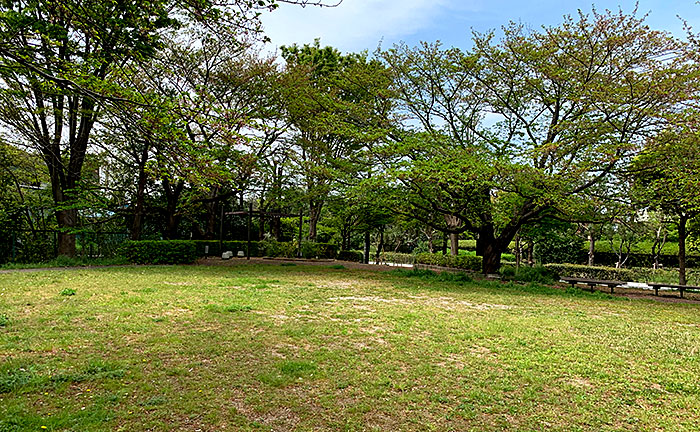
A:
[[1, 264, 700, 431]]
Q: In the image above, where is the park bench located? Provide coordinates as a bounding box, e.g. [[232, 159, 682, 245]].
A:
[[561, 277, 626, 294], [646, 282, 700, 299]]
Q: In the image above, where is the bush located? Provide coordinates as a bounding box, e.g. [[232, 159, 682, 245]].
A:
[[119, 240, 199, 264], [500, 265, 557, 284], [259, 239, 296, 258], [544, 263, 636, 281], [379, 252, 415, 265], [192, 240, 260, 258], [415, 253, 482, 272], [300, 242, 338, 259], [192, 240, 337, 259], [337, 250, 364, 262]]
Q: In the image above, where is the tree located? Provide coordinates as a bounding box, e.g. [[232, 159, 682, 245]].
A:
[[281, 40, 392, 241], [379, 9, 693, 273], [632, 120, 700, 284], [0, 0, 339, 255]]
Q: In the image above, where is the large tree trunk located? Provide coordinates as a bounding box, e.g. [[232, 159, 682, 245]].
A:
[[130, 145, 150, 240], [308, 202, 322, 242], [363, 230, 370, 264], [587, 231, 595, 266], [444, 215, 461, 256], [56, 208, 77, 257], [478, 225, 502, 274], [482, 243, 503, 275], [449, 233, 459, 256], [273, 217, 282, 241], [375, 226, 384, 263], [678, 215, 688, 285], [162, 178, 184, 240]]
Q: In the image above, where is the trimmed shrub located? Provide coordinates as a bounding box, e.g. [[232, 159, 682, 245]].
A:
[[544, 263, 636, 281], [193, 240, 260, 257], [337, 250, 363, 262], [119, 240, 198, 264], [259, 239, 296, 258], [379, 252, 415, 265], [192, 240, 337, 259], [300, 242, 338, 259], [500, 265, 557, 284], [415, 253, 482, 272]]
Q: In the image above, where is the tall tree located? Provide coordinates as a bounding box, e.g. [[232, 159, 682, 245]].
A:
[[0, 0, 339, 255], [379, 9, 693, 273], [632, 120, 700, 284], [281, 40, 392, 241]]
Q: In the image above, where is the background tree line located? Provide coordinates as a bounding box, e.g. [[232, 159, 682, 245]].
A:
[[2, 3, 700, 280]]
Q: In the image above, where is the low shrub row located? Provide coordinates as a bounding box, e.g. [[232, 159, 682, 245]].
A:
[[415, 253, 482, 272], [337, 250, 364, 262], [120, 240, 339, 264], [379, 252, 415, 265], [544, 263, 636, 281], [119, 240, 199, 264], [500, 266, 557, 284]]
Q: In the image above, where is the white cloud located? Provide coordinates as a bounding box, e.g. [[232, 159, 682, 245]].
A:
[[260, 0, 472, 54]]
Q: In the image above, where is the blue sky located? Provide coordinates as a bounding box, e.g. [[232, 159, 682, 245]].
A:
[[260, 0, 700, 54]]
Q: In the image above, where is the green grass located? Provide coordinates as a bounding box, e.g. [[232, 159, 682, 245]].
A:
[[1, 264, 700, 431], [0, 256, 128, 270]]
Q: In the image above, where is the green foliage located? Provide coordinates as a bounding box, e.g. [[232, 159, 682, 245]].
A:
[[192, 240, 337, 259], [531, 220, 587, 265], [193, 241, 260, 257], [0, 314, 8, 327], [300, 242, 338, 259], [500, 266, 557, 285], [337, 250, 364, 262], [327, 264, 345, 269], [379, 252, 415, 265], [259, 239, 296, 258], [415, 253, 482, 272], [119, 240, 199, 264], [390, 268, 474, 283], [60, 288, 76, 296], [544, 264, 636, 281]]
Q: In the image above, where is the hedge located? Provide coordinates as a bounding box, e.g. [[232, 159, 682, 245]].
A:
[[379, 252, 415, 265], [119, 240, 199, 264], [193, 240, 260, 257], [590, 251, 700, 269], [192, 240, 338, 259], [544, 263, 636, 281], [337, 250, 364, 262], [300, 242, 338, 259], [415, 253, 482, 272]]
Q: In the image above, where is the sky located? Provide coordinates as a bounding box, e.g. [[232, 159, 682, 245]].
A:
[[260, 0, 700, 55]]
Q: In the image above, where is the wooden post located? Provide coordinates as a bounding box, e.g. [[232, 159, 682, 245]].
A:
[[247, 202, 252, 260], [364, 231, 371, 264], [297, 212, 303, 258], [218, 201, 224, 255]]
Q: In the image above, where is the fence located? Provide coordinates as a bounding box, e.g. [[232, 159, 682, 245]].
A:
[[2, 230, 129, 264]]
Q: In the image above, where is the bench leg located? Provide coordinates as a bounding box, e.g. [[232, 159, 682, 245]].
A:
[[588, 283, 595, 292], [654, 287, 659, 296], [610, 286, 614, 294], [680, 288, 684, 299]]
